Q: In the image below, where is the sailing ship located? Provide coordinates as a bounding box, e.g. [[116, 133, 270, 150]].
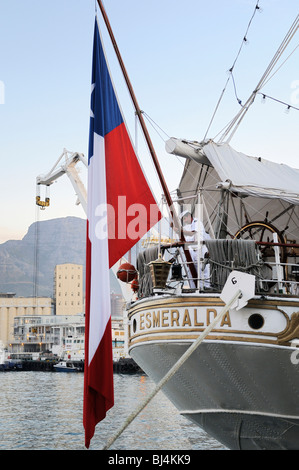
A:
[[88, 1, 299, 450], [33, 1, 298, 449], [127, 138, 299, 450]]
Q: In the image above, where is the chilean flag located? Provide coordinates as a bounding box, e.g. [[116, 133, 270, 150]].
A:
[[83, 19, 161, 448]]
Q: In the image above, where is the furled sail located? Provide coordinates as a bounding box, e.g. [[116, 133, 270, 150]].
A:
[[166, 138, 299, 245], [204, 142, 299, 204]]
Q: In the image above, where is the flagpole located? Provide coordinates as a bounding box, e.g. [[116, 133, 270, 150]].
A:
[[96, 0, 198, 282], [97, 0, 171, 210]]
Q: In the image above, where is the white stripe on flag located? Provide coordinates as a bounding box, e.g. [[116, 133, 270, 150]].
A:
[[88, 132, 111, 365]]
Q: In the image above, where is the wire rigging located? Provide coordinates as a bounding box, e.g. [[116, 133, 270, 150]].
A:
[[259, 92, 299, 112], [33, 205, 40, 304], [230, 42, 299, 111], [132, 7, 299, 236], [219, 13, 299, 143], [203, 1, 262, 140], [261, 42, 299, 88], [142, 111, 171, 142], [140, 109, 299, 242]]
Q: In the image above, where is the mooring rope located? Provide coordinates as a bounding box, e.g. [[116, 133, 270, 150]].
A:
[[102, 288, 242, 450]]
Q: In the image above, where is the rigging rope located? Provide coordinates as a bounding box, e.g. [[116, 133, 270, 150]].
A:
[[33, 205, 40, 312], [142, 111, 170, 142], [219, 14, 299, 143], [203, 1, 262, 140], [261, 42, 299, 88], [258, 91, 299, 112], [33, 207, 39, 298], [133, 22, 299, 241]]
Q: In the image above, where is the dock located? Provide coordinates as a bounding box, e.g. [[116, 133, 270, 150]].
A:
[[0, 357, 142, 374]]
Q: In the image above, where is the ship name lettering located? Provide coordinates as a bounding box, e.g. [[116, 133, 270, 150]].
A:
[[153, 311, 160, 327], [194, 308, 204, 327], [139, 308, 232, 330], [145, 312, 151, 328], [171, 309, 180, 327], [162, 309, 169, 327]]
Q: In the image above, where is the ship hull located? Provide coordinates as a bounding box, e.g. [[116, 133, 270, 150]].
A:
[[127, 294, 299, 450]]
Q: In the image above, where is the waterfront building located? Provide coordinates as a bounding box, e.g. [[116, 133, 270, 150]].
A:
[[1, 263, 127, 358], [0, 293, 52, 348], [54, 263, 83, 315], [9, 313, 126, 360], [111, 291, 125, 318], [111, 318, 126, 359], [10, 313, 85, 359]]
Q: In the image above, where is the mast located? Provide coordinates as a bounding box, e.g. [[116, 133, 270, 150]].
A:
[[96, 1, 172, 214], [97, 0, 198, 282]]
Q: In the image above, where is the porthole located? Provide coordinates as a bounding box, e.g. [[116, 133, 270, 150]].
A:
[[248, 313, 264, 330], [132, 318, 137, 333]]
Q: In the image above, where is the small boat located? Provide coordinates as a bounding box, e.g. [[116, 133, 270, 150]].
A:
[[0, 341, 9, 371], [53, 360, 80, 372]]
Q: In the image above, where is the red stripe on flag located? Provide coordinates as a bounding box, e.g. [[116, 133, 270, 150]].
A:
[[83, 226, 114, 449], [106, 123, 161, 266], [84, 24, 162, 447]]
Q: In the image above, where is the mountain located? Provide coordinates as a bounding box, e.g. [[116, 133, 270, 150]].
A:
[[0, 216, 121, 297]]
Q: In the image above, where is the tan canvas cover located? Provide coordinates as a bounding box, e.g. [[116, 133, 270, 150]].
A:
[[203, 142, 299, 205], [174, 140, 299, 242]]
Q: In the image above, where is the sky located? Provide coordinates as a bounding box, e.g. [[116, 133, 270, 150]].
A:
[[0, 0, 298, 243]]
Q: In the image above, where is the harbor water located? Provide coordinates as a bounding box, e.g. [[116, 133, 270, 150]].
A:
[[0, 371, 226, 450]]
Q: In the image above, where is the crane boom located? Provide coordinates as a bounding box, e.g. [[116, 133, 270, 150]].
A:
[[36, 149, 87, 213], [36, 148, 133, 301]]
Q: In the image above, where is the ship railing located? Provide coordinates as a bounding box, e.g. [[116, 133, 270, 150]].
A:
[[159, 239, 299, 297], [170, 259, 299, 296], [256, 260, 299, 296]]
